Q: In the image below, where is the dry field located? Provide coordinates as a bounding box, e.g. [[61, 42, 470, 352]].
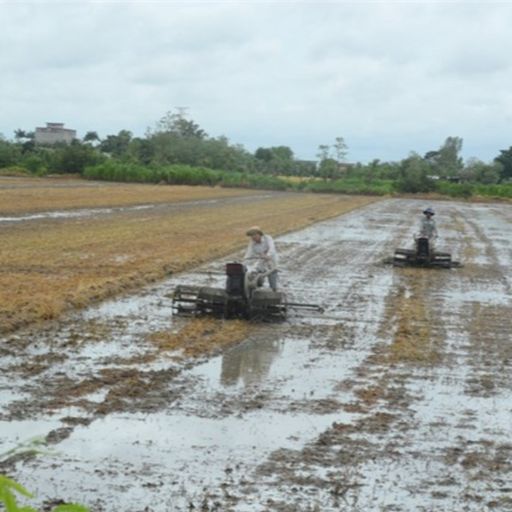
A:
[[0, 176, 376, 332], [0, 176, 255, 214]]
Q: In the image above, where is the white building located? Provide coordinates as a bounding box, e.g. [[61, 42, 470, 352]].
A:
[[35, 122, 76, 145]]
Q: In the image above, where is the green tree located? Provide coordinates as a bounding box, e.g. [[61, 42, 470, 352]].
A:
[[318, 158, 339, 179], [83, 131, 100, 144], [294, 159, 317, 177], [270, 146, 294, 161], [494, 146, 512, 182], [334, 136, 348, 163], [316, 144, 330, 161], [99, 130, 132, 158], [254, 146, 294, 174], [0, 138, 21, 168], [14, 129, 34, 142], [127, 137, 155, 165], [51, 140, 102, 174], [397, 153, 436, 193], [255, 147, 273, 162], [463, 158, 501, 184], [155, 110, 207, 139], [425, 136, 463, 176], [22, 154, 46, 174]]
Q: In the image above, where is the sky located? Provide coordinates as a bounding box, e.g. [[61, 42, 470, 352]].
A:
[[1, 0, 511, 163]]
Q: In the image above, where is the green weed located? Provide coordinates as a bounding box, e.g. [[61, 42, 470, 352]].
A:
[[0, 475, 89, 512]]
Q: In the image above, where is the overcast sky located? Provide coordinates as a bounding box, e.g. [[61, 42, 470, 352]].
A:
[[1, 1, 511, 163]]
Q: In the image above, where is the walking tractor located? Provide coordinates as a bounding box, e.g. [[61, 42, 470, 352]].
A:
[[388, 206, 462, 269], [172, 259, 323, 321], [391, 236, 461, 268]]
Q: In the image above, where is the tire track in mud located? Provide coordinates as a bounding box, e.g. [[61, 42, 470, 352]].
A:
[[157, 201, 403, 421], [1, 199, 511, 511], [408, 204, 512, 511], [244, 200, 512, 512], [444, 206, 512, 397], [0, 200, 400, 509], [251, 243, 446, 510]]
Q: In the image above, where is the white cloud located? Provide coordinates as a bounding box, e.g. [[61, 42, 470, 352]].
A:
[[1, 0, 511, 162]]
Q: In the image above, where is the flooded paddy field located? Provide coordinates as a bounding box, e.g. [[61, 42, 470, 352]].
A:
[[1, 199, 511, 511]]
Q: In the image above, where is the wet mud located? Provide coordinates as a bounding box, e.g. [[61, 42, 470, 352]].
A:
[[1, 199, 511, 511]]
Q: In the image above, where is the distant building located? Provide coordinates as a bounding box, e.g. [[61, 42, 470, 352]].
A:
[[35, 122, 76, 145], [338, 162, 355, 173], [427, 175, 462, 183]]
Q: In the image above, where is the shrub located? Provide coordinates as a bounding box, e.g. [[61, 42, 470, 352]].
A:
[[84, 162, 290, 191], [396, 154, 437, 193], [0, 166, 30, 177], [0, 140, 21, 168], [303, 177, 395, 196], [437, 182, 473, 198], [49, 142, 103, 174], [22, 155, 47, 174], [473, 183, 512, 198]]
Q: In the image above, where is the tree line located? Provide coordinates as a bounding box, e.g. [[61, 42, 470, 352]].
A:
[[0, 111, 315, 177], [1, 110, 512, 197]]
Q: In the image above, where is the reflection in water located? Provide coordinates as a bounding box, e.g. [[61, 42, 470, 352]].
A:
[[221, 338, 283, 387]]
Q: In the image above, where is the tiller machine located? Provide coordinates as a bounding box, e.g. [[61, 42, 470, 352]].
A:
[[172, 262, 322, 321], [392, 236, 461, 268]]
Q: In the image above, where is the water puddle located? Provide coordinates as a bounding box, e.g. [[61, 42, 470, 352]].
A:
[[191, 337, 285, 390], [444, 287, 511, 306], [18, 409, 349, 510], [0, 194, 275, 224], [0, 204, 154, 223], [189, 331, 378, 401], [0, 418, 61, 455], [4, 199, 511, 510], [0, 389, 29, 410]]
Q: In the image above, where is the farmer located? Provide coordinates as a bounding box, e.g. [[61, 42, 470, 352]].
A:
[[419, 207, 438, 241], [244, 226, 278, 291]]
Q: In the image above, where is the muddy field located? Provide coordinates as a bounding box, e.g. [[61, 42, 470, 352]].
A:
[[0, 177, 374, 333], [1, 198, 511, 511]]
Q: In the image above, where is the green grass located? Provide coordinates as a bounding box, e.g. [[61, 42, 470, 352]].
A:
[[300, 177, 396, 196], [437, 181, 512, 199], [83, 161, 512, 200], [473, 182, 512, 198], [83, 161, 289, 190], [0, 166, 31, 177], [0, 475, 89, 512], [83, 162, 393, 195]]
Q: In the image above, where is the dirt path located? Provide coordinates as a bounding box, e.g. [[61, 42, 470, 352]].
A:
[[1, 199, 511, 511]]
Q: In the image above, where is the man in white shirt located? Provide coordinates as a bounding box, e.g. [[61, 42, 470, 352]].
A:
[[244, 226, 278, 291]]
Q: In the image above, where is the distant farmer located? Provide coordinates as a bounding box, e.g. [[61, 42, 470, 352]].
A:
[[244, 226, 278, 291], [419, 207, 438, 241]]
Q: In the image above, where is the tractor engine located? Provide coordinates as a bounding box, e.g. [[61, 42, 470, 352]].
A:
[[392, 236, 458, 268], [415, 237, 430, 261], [225, 262, 245, 297], [172, 261, 288, 320], [172, 260, 323, 320]]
